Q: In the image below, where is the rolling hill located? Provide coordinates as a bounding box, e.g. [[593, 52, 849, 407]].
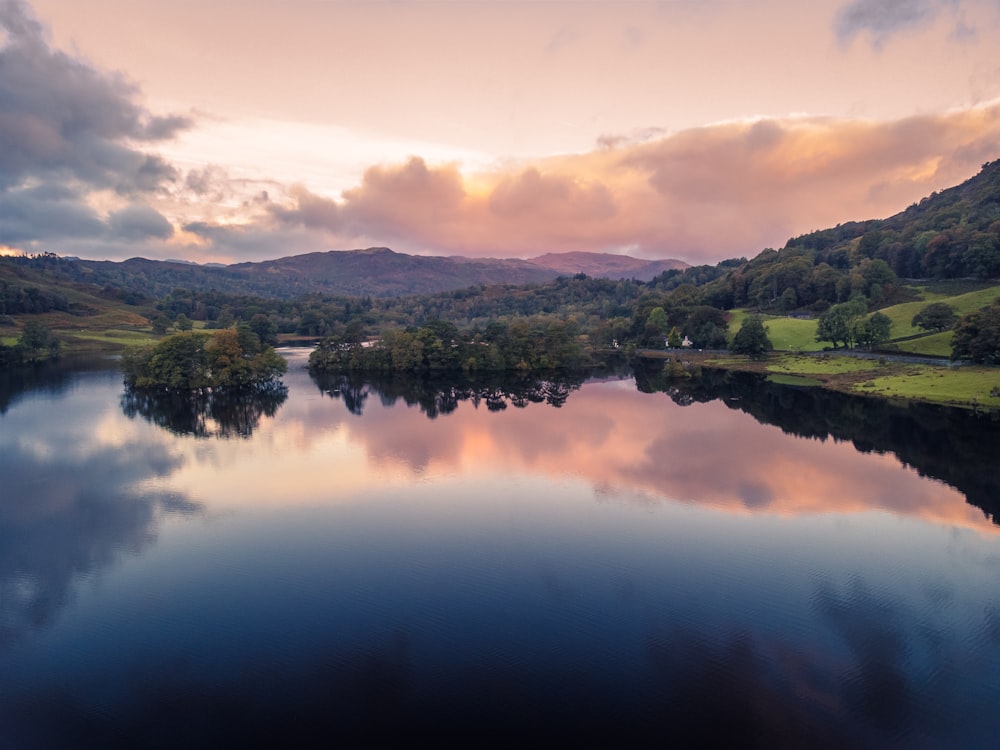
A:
[[8, 247, 688, 300]]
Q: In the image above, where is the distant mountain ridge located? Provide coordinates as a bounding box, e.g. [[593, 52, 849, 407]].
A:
[[12, 247, 689, 299], [526, 252, 688, 281], [230, 247, 688, 290]]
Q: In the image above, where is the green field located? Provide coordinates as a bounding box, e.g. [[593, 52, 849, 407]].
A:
[[877, 283, 1000, 339], [63, 329, 158, 348], [728, 310, 824, 352], [858, 365, 1000, 408], [891, 331, 952, 357], [730, 283, 1000, 358], [698, 351, 1000, 409], [766, 354, 882, 376]]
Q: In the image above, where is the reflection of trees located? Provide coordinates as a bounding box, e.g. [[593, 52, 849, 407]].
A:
[[121, 383, 287, 438], [311, 371, 586, 418], [0, 355, 113, 415], [0, 442, 201, 649], [634, 362, 1000, 523]]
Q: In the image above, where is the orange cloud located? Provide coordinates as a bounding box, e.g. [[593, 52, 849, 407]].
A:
[[266, 103, 1000, 265], [488, 167, 617, 221], [340, 157, 466, 238]]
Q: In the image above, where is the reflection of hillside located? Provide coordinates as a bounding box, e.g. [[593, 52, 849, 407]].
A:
[[0, 355, 114, 415], [121, 384, 288, 438], [634, 363, 1000, 524], [311, 371, 586, 418], [0, 440, 201, 648]]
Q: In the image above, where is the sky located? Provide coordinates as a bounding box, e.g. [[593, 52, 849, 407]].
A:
[[2, 0, 1000, 265]]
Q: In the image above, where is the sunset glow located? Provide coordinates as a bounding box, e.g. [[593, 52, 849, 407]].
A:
[[4, 0, 1000, 264]]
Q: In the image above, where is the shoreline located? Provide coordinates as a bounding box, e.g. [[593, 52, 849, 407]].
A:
[[634, 349, 1000, 412]]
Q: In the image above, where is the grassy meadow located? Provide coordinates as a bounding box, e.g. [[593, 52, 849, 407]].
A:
[[701, 352, 1000, 410], [729, 281, 1000, 358]]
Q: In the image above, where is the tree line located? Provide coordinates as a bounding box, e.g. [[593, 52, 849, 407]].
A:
[[308, 316, 592, 375]]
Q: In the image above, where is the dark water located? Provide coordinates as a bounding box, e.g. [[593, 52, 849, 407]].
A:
[[1, 350, 999, 748]]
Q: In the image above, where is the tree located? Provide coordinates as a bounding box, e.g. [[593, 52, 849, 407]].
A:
[[912, 302, 958, 332], [963, 233, 1000, 280], [684, 306, 729, 349], [853, 312, 892, 349], [666, 326, 683, 348], [951, 299, 1000, 363], [16, 320, 60, 360], [151, 314, 171, 335], [215, 306, 236, 329], [859, 258, 897, 302], [645, 306, 670, 344], [730, 315, 773, 360], [174, 313, 193, 331], [816, 297, 867, 348], [249, 313, 278, 346]]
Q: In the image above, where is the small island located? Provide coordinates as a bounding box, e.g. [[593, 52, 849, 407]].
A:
[[308, 318, 591, 375], [122, 327, 287, 391]]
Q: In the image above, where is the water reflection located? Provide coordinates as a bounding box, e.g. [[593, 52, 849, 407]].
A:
[[293, 367, 999, 533], [2, 358, 999, 746], [120, 383, 288, 438], [634, 363, 1000, 525], [639, 572, 1000, 748], [312, 370, 585, 418], [0, 355, 114, 415], [0, 370, 201, 647]]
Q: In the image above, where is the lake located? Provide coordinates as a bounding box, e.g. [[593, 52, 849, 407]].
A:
[[1, 349, 999, 747]]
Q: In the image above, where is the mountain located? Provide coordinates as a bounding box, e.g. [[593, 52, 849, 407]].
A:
[[6, 248, 689, 300], [783, 158, 1000, 280], [227, 247, 558, 297], [526, 252, 688, 281]]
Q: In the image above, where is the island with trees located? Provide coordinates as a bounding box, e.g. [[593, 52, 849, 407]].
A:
[[121, 326, 286, 391]]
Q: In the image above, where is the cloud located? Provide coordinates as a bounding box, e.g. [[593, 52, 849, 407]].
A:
[[108, 204, 174, 241], [835, 0, 941, 46], [0, 1, 196, 255], [3, 1, 999, 266], [336, 156, 467, 244], [488, 168, 617, 221], [0, 183, 104, 243], [834, 0, 999, 47], [0, 0, 191, 192], [24, 100, 1000, 265], [256, 104, 1000, 264], [271, 184, 341, 232]]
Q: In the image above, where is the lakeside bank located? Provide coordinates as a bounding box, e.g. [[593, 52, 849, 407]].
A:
[[635, 348, 1000, 412]]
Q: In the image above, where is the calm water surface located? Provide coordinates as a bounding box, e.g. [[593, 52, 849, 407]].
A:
[[1, 350, 999, 747]]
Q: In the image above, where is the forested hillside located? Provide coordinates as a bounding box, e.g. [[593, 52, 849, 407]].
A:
[[788, 158, 1000, 280], [3, 248, 686, 300], [2, 159, 999, 366]]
